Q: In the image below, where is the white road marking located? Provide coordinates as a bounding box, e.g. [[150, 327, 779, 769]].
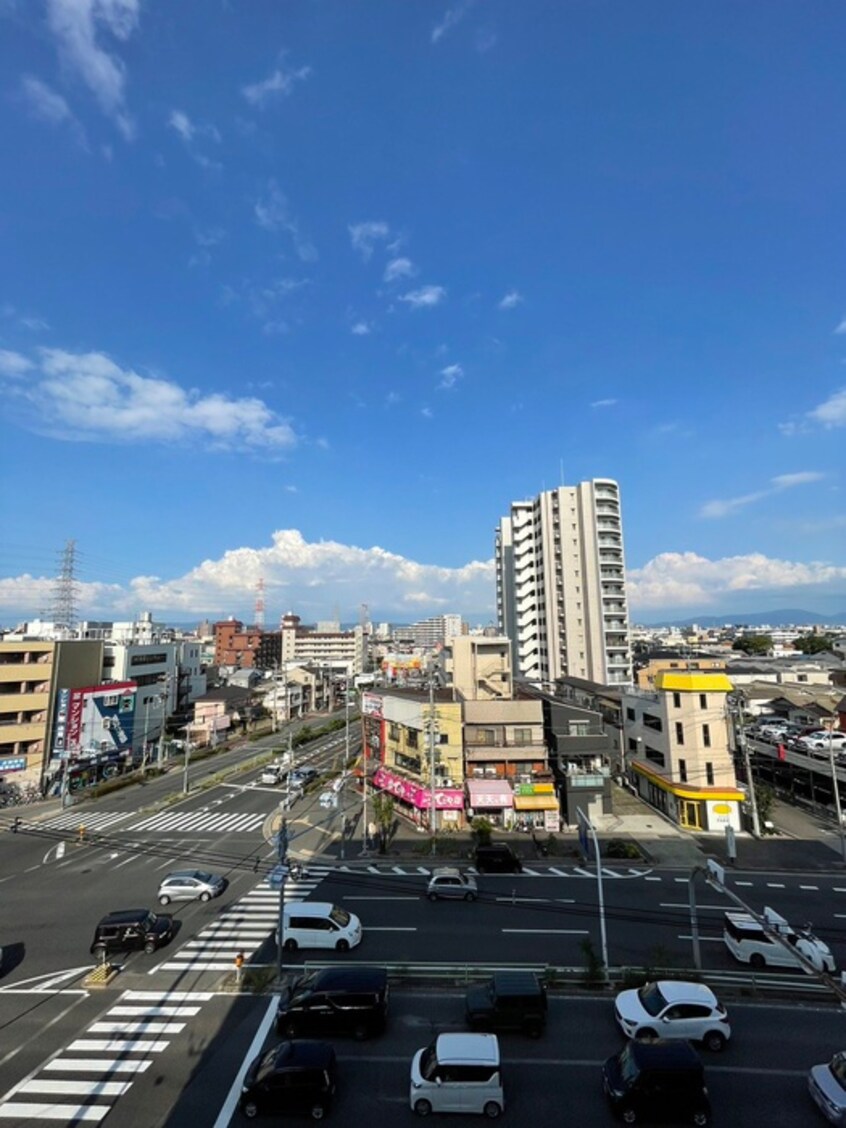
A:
[[0, 1103, 108, 1121], [502, 928, 588, 935], [766, 882, 786, 888], [734, 881, 753, 886], [495, 897, 575, 904], [43, 1059, 151, 1075], [800, 885, 819, 891], [660, 903, 727, 910], [18, 1080, 132, 1097], [88, 1021, 185, 1035], [678, 935, 724, 942], [365, 926, 417, 931]]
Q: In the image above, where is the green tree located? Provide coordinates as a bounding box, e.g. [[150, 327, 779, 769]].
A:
[[732, 634, 773, 656], [371, 792, 395, 855], [470, 816, 493, 846], [755, 782, 776, 830], [794, 633, 835, 655]]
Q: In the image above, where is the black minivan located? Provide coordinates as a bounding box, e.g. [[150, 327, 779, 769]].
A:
[[240, 1040, 337, 1120], [275, 967, 388, 1040], [90, 908, 174, 958], [602, 1039, 711, 1125], [466, 970, 547, 1037], [475, 842, 523, 874]]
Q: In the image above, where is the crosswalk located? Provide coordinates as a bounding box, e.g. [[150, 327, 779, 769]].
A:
[[337, 863, 649, 879], [0, 990, 213, 1125], [32, 808, 266, 835], [154, 864, 331, 973]]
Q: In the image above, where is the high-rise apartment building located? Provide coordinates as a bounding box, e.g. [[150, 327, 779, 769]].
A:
[[495, 479, 632, 687]]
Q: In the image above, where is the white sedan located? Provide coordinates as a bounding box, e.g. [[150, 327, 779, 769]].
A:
[[797, 732, 846, 754], [614, 980, 731, 1051]]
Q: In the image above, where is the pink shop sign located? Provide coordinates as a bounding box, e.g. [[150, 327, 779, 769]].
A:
[[373, 767, 464, 810]]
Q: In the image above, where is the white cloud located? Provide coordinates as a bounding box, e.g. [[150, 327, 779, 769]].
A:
[[591, 398, 617, 408], [0, 529, 496, 620], [351, 321, 371, 336], [242, 61, 311, 107], [20, 74, 88, 146], [432, 0, 475, 43], [0, 350, 33, 376], [835, 318, 846, 334], [0, 347, 298, 451], [498, 289, 523, 310], [808, 387, 846, 429], [421, 406, 433, 418], [167, 109, 220, 145], [254, 181, 317, 261], [383, 257, 416, 283], [348, 220, 391, 261], [45, 0, 140, 139], [699, 471, 824, 518], [438, 363, 463, 389], [400, 285, 446, 309], [628, 550, 846, 611]]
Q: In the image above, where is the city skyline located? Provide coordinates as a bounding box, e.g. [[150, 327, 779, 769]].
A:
[[1, 3, 845, 624]]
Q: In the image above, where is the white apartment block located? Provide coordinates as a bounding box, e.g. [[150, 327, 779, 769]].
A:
[[280, 613, 365, 676], [404, 614, 465, 648], [495, 479, 632, 687]]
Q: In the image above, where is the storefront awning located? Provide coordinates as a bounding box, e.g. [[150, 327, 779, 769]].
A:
[[512, 794, 559, 811], [466, 779, 514, 807]]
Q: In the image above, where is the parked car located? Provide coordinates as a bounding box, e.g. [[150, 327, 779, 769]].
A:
[[465, 970, 547, 1037], [240, 1040, 337, 1120], [410, 1033, 504, 1118], [90, 908, 174, 958], [798, 732, 846, 754], [474, 842, 523, 874], [427, 867, 478, 901], [614, 981, 731, 1051], [603, 1038, 711, 1125], [808, 1050, 846, 1125], [275, 966, 388, 1040], [157, 870, 226, 905]]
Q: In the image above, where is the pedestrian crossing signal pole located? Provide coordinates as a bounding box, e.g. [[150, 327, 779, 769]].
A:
[[576, 807, 609, 978], [276, 819, 289, 986]]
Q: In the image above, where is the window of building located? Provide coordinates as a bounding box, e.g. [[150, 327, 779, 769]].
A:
[[568, 720, 589, 737], [627, 737, 638, 752], [672, 692, 681, 708], [643, 713, 663, 732], [675, 721, 684, 745], [706, 762, 714, 785], [645, 746, 665, 767], [438, 733, 448, 745], [679, 758, 687, 783], [626, 707, 636, 722], [407, 730, 418, 749], [703, 724, 711, 748], [513, 727, 532, 743], [389, 724, 399, 742], [699, 694, 707, 709]]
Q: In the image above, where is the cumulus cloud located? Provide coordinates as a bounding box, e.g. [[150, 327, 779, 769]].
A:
[[45, 0, 140, 138], [438, 363, 463, 389], [0, 347, 298, 451], [700, 471, 824, 518], [400, 285, 446, 309], [627, 551, 846, 612], [348, 220, 391, 261], [384, 257, 416, 283], [0, 530, 496, 620], [254, 181, 317, 261], [808, 387, 846, 429], [498, 289, 523, 310], [242, 60, 311, 106]]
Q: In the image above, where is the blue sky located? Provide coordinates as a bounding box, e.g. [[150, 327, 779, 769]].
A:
[[1, 0, 845, 627]]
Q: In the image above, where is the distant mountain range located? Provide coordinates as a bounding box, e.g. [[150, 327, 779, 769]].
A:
[[641, 609, 846, 629]]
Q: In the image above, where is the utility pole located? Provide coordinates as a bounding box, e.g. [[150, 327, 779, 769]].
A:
[[576, 807, 609, 976], [276, 819, 289, 985], [340, 686, 350, 860], [182, 737, 191, 795], [825, 722, 846, 863], [272, 660, 278, 734], [735, 693, 761, 838], [428, 674, 438, 857]]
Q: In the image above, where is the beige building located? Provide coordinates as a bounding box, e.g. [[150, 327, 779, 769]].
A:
[[0, 639, 103, 788], [622, 671, 744, 832], [637, 657, 725, 690], [441, 635, 512, 701], [495, 479, 631, 688], [280, 613, 366, 676]]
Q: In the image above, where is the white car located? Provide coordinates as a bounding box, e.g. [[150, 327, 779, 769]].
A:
[[614, 981, 731, 1052], [798, 731, 846, 754]]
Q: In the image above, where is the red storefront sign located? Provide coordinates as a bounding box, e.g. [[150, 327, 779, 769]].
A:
[[373, 766, 464, 810]]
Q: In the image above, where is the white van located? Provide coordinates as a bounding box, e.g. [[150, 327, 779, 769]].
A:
[[281, 902, 362, 953], [723, 908, 835, 972], [410, 1033, 504, 1118]]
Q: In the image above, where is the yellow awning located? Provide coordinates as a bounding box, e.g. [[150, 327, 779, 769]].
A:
[[513, 794, 559, 811], [654, 671, 734, 693]]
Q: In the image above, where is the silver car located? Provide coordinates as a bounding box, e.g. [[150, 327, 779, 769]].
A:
[[427, 867, 478, 902], [157, 870, 226, 905]]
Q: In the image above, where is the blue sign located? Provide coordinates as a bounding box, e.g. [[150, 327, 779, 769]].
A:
[[0, 757, 26, 772]]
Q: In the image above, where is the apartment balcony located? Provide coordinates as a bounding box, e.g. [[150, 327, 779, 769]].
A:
[[0, 692, 50, 713], [0, 719, 46, 742], [465, 743, 547, 763]]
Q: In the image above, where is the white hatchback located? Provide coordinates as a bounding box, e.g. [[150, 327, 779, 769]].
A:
[[410, 1033, 503, 1118], [614, 980, 731, 1052]]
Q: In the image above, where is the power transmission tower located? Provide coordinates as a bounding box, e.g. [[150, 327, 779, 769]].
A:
[[51, 539, 79, 635]]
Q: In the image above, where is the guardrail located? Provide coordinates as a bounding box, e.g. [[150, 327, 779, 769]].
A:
[[293, 960, 838, 1000]]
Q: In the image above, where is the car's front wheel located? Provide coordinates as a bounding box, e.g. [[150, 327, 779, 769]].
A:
[[336, 939, 350, 953], [465, 891, 476, 902], [749, 953, 765, 969], [242, 1099, 259, 1120], [621, 1108, 637, 1125], [413, 1099, 432, 1117], [692, 1110, 710, 1126], [283, 938, 298, 952], [158, 895, 171, 906], [428, 892, 438, 901], [310, 1105, 325, 1120], [635, 1028, 658, 1042], [200, 891, 211, 902], [144, 941, 156, 954], [483, 1101, 502, 1119]]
